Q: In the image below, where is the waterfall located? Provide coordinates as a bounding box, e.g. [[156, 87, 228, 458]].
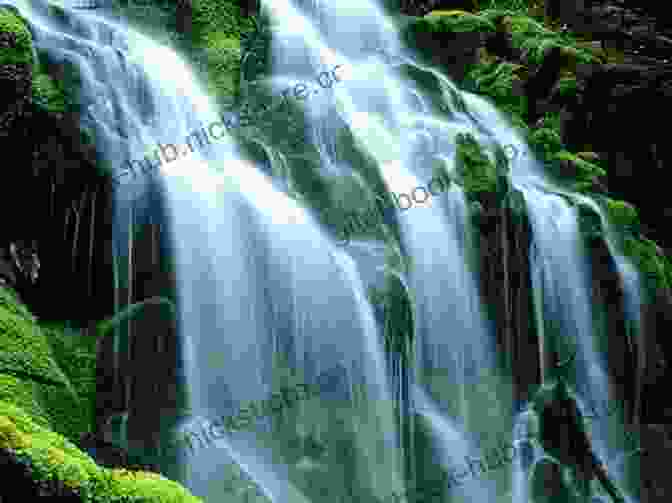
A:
[[458, 93, 642, 502], [7, 0, 645, 502]]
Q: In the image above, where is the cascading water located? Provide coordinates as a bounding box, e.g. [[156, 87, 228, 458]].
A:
[[121, 10, 406, 503], [264, 3, 513, 499], [458, 92, 643, 502], [7, 0, 647, 502], [12, 2, 405, 502]]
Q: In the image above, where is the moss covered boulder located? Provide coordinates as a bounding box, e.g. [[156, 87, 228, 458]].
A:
[[189, 0, 252, 104], [0, 402, 202, 502], [0, 286, 202, 503], [0, 6, 32, 67]]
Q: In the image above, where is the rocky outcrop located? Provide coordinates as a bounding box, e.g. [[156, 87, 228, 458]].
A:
[[0, 242, 39, 307], [0, 5, 115, 325], [0, 285, 200, 502]]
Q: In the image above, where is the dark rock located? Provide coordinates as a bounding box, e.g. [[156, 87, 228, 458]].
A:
[[78, 430, 162, 474], [523, 46, 568, 124], [560, 60, 672, 249], [484, 15, 525, 62], [410, 28, 486, 82], [0, 242, 39, 305], [545, 0, 587, 32], [0, 448, 81, 500], [78, 431, 129, 468], [0, 248, 17, 289]]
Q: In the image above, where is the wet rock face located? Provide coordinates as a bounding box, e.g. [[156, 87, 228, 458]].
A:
[[9, 241, 40, 285], [0, 242, 39, 302]]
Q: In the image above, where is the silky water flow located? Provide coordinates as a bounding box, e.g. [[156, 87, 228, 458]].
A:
[[5, 0, 644, 502]]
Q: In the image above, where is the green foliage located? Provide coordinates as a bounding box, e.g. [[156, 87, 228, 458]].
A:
[[464, 60, 528, 123], [477, 10, 600, 65], [482, 0, 532, 11], [0, 290, 200, 502], [41, 323, 99, 441], [0, 288, 87, 443], [604, 199, 640, 234], [0, 287, 34, 322], [454, 132, 498, 200], [191, 0, 251, 40], [31, 49, 83, 114], [526, 113, 563, 161], [548, 150, 606, 193], [0, 292, 71, 391], [556, 76, 579, 98], [622, 237, 672, 297], [200, 31, 241, 101], [0, 7, 33, 67], [421, 10, 496, 32], [0, 402, 203, 502], [31, 71, 68, 114]]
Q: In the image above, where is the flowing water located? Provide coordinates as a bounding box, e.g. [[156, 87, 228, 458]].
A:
[[6, 0, 644, 502]]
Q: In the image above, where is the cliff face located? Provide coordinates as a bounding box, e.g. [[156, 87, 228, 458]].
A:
[[2, 0, 672, 502]]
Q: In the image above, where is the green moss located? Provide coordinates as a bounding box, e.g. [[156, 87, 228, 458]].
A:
[[479, 11, 599, 65], [191, 0, 250, 40], [556, 76, 578, 98], [463, 60, 527, 122], [454, 132, 498, 200], [0, 374, 51, 429], [0, 7, 33, 67], [0, 402, 203, 502], [526, 114, 563, 162], [0, 288, 87, 443], [41, 323, 99, 441], [201, 31, 241, 101], [548, 150, 606, 192], [0, 287, 35, 322], [0, 290, 201, 502], [420, 10, 496, 33], [622, 237, 672, 296], [186, 0, 251, 103], [604, 199, 640, 234], [31, 70, 68, 114], [0, 294, 71, 391]]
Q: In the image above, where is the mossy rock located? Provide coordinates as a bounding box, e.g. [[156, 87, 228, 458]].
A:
[[0, 6, 33, 67], [463, 60, 527, 117], [454, 131, 498, 201], [191, 0, 250, 40], [548, 150, 606, 192], [604, 199, 640, 234], [526, 115, 563, 161], [0, 289, 71, 392], [31, 70, 68, 114], [622, 237, 672, 296], [0, 287, 89, 443], [478, 10, 600, 66], [0, 291, 201, 502], [555, 76, 578, 98], [421, 10, 496, 33], [41, 322, 99, 443], [187, 0, 251, 103], [199, 31, 241, 102], [0, 402, 203, 502]]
